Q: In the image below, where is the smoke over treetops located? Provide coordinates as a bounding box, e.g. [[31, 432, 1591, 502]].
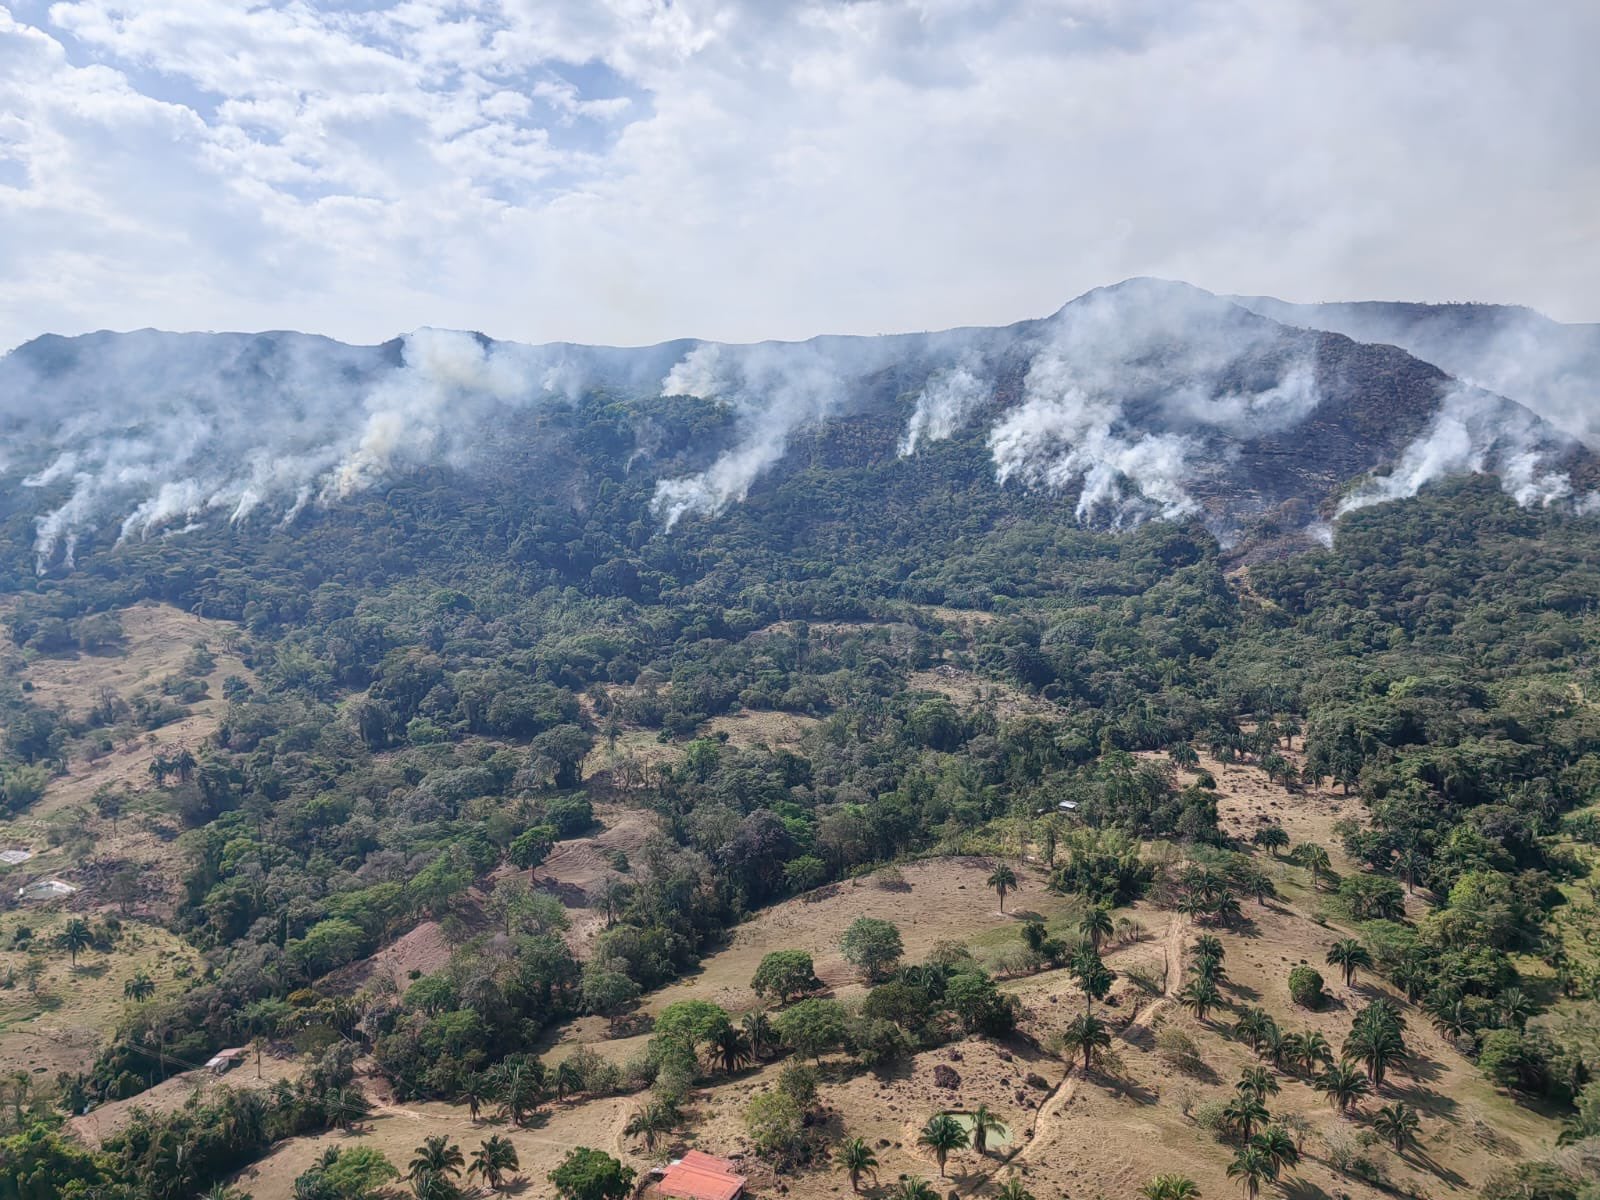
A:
[[2, 279, 1593, 573]]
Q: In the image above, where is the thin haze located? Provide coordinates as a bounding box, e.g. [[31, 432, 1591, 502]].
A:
[[0, 0, 1598, 352]]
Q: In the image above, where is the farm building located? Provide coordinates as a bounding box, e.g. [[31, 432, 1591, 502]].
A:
[[655, 1150, 746, 1200]]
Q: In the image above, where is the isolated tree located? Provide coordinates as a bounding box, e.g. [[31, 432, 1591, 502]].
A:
[[1079, 903, 1115, 950], [1225, 1146, 1277, 1200], [988, 863, 1019, 912], [834, 1137, 878, 1192], [57, 918, 93, 967], [1372, 1102, 1421, 1154], [1250, 1127, 1299, 1176], [552, 1060, 584, 1103], [969, 1103, 1007, 1155], [839, 917, 903, 982], [1222, 1094, 1270, 1143], [548, 1148, 634, 1200], [1251, 826, 1290, 855], [1293, 843, 1331, 890], [1232, 1009, 1274, 1054], [1142, 1175, 1201, 1200], [751, 950, 822, 1005], [1298, 1031, 1333, 1073], [1326, 939, 1372, 988], [124, 971, 156, 1003], [469, 1135, 519, 1191], [1070, 943, 1114, 1013], [776, 998, 847, 1062], [917, 1113, 969, 1177], [408, 1136, 465, 1183], [624, 1102, 677, 1154], [1062, 1012, 1112, 1070]]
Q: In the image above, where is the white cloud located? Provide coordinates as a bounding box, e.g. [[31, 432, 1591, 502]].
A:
[[0, 0, 1597, 353]]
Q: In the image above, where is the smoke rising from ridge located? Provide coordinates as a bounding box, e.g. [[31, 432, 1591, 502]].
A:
[[899, 353, 990, 455]]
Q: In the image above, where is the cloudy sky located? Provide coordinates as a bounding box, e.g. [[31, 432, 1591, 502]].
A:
[[1, 1, 1596, 352]]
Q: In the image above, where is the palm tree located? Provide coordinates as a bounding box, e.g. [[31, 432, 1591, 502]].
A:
[[324, 1086, 370, 1131], [1294, 844, 1331, 890], [1079, 903, 1115, 950], [968, 1103, 1007, 1155], [1193, 954, 1229, 987], [409, 1171, 459, 1200], [58, 918, 93, 967], [1326, 939, 1372, 987], [892, 1178, 939, 1200], [1314, 1061, 1370, 1114], [1225, 1146, 1277, 1200], [1222, 1094, 1270, 1143], [1070, 945, 1114, 1013], [918, 1113, 970, 1177], [124, 971, 156, 1002], [1231, 1009, 1273, 1053], [988, 863, 1019, 912], [1298, 1031, 1332, 1073], [1062, 1012, 1112, 1071], [834, 1137, 878, 1193], [704, 1024, 752, 1075], [1178, 977, 1222, 1023], [460, 1074, 487, 1122], [1237, 1067, 1280, 1102], [553, 1060, 584, 1102], [624, 1102, 678, 1153], [1497, 987, 1534, 1030], [1191, 934, 1225, 963], [470, 1135, 519, 1192], [1372, 1102, 1421, 1154], [1250, 1127, 1299, 1175], [995, 1173, 1035, 1200], [1428, 996, 1478, 1044], [408, 1136, 465, 1182], [1211, 894, 1244, 928], [743, 1010, 778, 1060], [1394, 849, 1427, 894], [1344, 1022, 1406, 1087], [1142, 1175, 1201, 1200]]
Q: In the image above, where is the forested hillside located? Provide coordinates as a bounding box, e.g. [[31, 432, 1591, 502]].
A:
[[3, 301, 1600, 1199]]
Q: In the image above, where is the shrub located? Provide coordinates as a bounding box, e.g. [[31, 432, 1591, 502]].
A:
[[1288, 965, 1326, 1009]]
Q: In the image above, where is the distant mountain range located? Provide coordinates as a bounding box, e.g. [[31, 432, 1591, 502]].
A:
[[2, 278, 1594, 574]]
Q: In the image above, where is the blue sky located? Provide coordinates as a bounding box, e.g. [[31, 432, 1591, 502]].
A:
[[1, 1, 1597, 351]]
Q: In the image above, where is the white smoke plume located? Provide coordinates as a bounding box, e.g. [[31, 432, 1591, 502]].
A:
[[899, 353, 989, 455], [984, 280, 1326, 524], [651, 339, 896, 528], [5, 328, 564, 570]]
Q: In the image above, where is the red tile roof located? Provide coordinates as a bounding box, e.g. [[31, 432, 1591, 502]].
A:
[[658, 1150, 745, 1200]]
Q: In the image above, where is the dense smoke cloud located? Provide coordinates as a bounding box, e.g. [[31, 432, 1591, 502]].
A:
[[898, 354, 989, 455], [983, 281, 1327, 524], [1336, 384, 1579, 517], [8, 329, 560, 570]]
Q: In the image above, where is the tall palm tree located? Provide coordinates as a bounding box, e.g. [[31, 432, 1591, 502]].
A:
[[995, 1174, 1035, 1200], [1497, 987, 1534, 1030], [469, 1135, 520, 1192], [1250, 1127, 1299, 1175], [1222, 1095, 1270, 1143], [1294, 844, 1332, 891], [58, 918, 93, 967], [1372, 1102, 1421, 1154], [988, 863, 1019, 912], [1231, 1009, 1272, 1053], [553, 1060, 585, 1102], [893, 1178, 939, 1200], [1062, 1013, 1112, 1071], [743, 1010, 778, 1059], [1237, 1067, 1280, 1102], [624, 1102, 678, 1154], [1344, 1022, 1406, 1088], [460, 1074, 487, 1122], [324, 1086, 370, 1131], [1298, 1031, 1332, 1073], [1079, 903, 1115, 950], [1191, 934, 1225, 963], [1178, 977, 1222, 1023], [834, 1137, 878, 1192], [1326, 940, 1373, 988], [1142, 1175, 1201, 1200], [704, 1024, 752, 1075], [124, 971, 156, 1003], [1193, 954, 1229, 987], [968, 1104, 1007, 1155], [1428, 996, 1478, 1044], [408, 1136, 465, 1181], [1314, 1061, 1371, 1114], [1225, 1146, 1277, 1200], [917, 1113, 970, 1177]]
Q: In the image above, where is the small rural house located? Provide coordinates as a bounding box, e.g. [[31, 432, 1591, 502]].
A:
[[655, 1150, 746, 1200]]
